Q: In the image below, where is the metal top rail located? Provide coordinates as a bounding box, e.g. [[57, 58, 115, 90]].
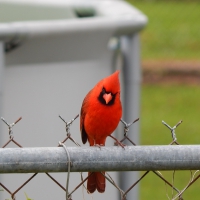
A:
[[1, 145, 200, 173]]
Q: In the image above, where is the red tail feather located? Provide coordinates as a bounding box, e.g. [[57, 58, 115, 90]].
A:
[[87, 172, 105, 193]]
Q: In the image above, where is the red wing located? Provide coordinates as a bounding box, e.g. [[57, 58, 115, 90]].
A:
[[80, 90, 91, 144], [80, 111, 88, 144]]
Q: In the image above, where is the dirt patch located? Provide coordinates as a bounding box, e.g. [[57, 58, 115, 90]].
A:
[[142, 60, 200, 85]]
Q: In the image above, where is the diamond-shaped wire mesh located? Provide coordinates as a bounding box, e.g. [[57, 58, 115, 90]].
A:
[[1, 115, 200, 200]]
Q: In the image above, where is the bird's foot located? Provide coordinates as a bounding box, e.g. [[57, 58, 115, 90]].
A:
[[93, 144, 104, 149]]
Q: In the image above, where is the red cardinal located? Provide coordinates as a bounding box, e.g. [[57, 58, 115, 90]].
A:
[[80, 71, 122, 193]]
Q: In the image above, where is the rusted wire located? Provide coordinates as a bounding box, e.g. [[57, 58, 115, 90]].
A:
[[162, 120, 183, 142], [46, 173, 66, 191], [103, 172, 125, 198], [68, 172, 94, 197], [123, 171, 149, 198], [1, 117, 23, 148], [0, 183, 12, 195], [11, 173, 38, 198], [2, 138, 12, 148]]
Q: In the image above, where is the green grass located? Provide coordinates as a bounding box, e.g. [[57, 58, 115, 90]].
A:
[[126, 1, 200, 60], [140, 84, 200, 199]]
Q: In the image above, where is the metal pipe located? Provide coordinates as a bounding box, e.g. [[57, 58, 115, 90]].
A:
[[0, 42, 4, 200], [120, 33, 141, 200], [0, 41, 4, 117], [0, 41, 4, 144], [1, 145, 200, 173]]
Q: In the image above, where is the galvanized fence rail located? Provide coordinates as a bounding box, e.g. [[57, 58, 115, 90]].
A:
[[1, 116, 200, 200], [2, 145, 200, 173]]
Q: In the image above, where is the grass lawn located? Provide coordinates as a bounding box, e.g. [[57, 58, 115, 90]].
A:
[[140, 84, 200, 199], [126, 1, 200, 60]]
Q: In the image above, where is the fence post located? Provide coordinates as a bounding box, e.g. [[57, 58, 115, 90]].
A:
[[0, 41, 5, 200], [120, 33, 141, 200], [0, 41, 4, 118]]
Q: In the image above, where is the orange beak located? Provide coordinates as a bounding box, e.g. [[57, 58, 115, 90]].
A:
[[103, 93, 112, 104]]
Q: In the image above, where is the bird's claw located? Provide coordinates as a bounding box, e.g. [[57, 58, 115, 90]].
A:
[[93, 144, 104, 149]]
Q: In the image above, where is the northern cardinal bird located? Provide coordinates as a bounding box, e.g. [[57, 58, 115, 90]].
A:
[[80, 71, 122, 193]]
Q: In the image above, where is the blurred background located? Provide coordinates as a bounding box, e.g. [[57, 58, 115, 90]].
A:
[[127, 0, 200, 199], [0, 0, 200, 199]]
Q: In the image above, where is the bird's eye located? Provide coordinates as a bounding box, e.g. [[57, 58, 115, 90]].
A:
[[102, 87, 106, 94]]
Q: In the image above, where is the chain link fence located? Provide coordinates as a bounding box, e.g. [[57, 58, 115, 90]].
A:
[[1, 115, 200, 200]]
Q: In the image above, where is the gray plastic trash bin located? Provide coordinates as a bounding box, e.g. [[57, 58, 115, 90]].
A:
[[0, 0, 147, 199]]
